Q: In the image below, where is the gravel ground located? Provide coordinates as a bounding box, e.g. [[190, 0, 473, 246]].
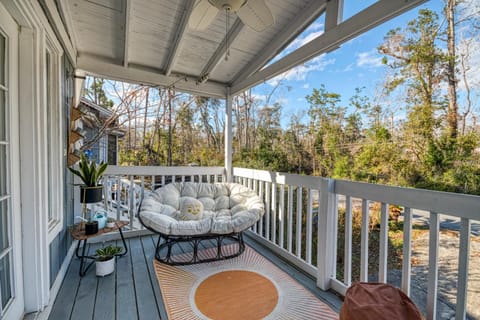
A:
[[380, 231, 480, 320]]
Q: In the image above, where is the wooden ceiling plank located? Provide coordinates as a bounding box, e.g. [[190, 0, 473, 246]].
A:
[[231, 0, 426, 95], [164, 0, 196, 76], [58, 0, 79, 48], [199, 19, 244, 81], [123, 0, 132, 67], [46, 0, 77, 64], [231, 0, 328, 85]]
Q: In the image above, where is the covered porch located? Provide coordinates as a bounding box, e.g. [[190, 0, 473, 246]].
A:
[[53, 166, 478, 319]]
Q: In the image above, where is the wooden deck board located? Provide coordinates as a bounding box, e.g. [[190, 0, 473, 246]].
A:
[[115, 239, 139, 320], [49, 234, 342, 320], [48, 255, 82, 320], [140, 236, 168, 320], [70, 243, 100, 320], [93, 254, 116, 320], [130, 237, 161, 320]]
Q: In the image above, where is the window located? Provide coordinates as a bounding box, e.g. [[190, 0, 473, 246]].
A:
[[0, 29, 13, 314], [45, 36, 63, 239]]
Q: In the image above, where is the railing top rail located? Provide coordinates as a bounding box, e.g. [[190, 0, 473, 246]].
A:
[[335, 179, 480, 220], [105, 166, 480, 220], [106, 166, 226, 176], [233, 167, 322, 189]]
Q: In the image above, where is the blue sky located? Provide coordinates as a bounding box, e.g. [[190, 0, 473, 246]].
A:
[[252, 0, 479, 127]]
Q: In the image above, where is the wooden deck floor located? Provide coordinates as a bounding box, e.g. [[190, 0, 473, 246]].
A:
[[48, 233, 342, 320]]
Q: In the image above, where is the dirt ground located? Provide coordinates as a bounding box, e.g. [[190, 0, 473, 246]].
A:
[[385, 230, 480, 320]]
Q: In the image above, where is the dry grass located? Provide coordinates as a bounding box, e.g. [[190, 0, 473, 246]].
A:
[[335, 204, 428, 282]]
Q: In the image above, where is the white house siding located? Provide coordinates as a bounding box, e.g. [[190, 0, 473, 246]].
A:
[[49, 53, 75, 288]]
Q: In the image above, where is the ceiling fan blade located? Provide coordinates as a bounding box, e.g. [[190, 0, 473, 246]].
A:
[[189, 0, 219, 30], [237, 0, 274, 32]]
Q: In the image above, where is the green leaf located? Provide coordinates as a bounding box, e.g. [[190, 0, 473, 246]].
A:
[[68, 154, 108, 187]]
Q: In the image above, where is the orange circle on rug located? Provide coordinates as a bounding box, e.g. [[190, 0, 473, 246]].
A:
[[194, 270, 279, 320]]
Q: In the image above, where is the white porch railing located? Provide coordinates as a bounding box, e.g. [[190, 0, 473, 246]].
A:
[[98, 166, 226, 229], [233, 167, 479, 320], [87, 166, 478, 320]]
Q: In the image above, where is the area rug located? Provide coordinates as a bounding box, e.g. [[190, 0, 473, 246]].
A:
[[153, 245, 338, 320]]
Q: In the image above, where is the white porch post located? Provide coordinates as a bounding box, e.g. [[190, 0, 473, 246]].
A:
[[317, 178, 337, 290], [225, 90, 233, 182]]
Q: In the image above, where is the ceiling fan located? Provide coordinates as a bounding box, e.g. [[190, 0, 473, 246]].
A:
[[189, 0, 274, 32]]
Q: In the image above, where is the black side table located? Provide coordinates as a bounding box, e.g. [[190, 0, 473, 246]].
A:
[[70, 220, 129, 276]]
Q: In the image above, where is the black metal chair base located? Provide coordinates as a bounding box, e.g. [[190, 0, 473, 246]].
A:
[[154, 232, 245, 266]]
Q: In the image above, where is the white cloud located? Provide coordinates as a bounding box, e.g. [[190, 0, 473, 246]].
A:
[[267, 54, 335, 86], [309, 22, 324, 31], [286, 30, 324, 53], [275, 97, 289, 105], [251, 93, 267, 103], [343, 63, 354, 72], [458, 37, 480, 91], [302, 83, 310, 89], [356, 50, 383, 68], [269, 29, 326, 64], [458, 0, 480, 21]]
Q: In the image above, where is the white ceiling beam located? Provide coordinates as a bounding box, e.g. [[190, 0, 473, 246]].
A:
[[77, 54, 227, 98], [231, 0, 427, 95], [164, 0, 196, 76], [325, 0, 344, 31], [231, 0, 328, 85], [199, 19, 244, 79], [123, 0, 132, 67]]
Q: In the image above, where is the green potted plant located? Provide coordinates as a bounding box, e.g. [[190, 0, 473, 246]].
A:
[[69, 153, 108, 234], [95, 245, 122, 276], [69, 153, 108, 203]]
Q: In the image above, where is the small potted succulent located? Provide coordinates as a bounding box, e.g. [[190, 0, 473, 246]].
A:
[[69, 153, 108, 234], [106, 217, 116, 228], [95, 245, 122, 277]]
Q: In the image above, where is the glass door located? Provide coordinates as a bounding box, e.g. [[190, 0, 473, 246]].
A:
[[0, 2, 23, 319]]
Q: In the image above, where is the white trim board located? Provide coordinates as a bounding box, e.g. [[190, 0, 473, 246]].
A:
[[2, 0, 70, 313]]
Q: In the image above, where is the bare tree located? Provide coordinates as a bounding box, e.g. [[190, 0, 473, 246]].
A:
[[446, 0, 458, 139]]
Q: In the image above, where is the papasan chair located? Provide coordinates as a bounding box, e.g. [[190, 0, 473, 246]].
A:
[[138, 182, 265, 265]]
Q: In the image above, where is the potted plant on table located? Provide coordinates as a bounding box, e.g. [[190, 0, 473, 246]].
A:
[[106, 217, 117, 228], [95, 245, 122, 277], [69, 153, 108, 234]]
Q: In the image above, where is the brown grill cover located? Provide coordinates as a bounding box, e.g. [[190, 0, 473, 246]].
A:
[[340, 282, 422, 320]]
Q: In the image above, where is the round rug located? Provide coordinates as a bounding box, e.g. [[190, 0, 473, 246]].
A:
[[194, 270, 279, 320]]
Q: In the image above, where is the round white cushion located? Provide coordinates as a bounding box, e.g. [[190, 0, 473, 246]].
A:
[[139, 182, 265, 236]]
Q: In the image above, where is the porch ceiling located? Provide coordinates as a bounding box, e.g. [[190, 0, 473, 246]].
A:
[[59, 0, 426, 98]]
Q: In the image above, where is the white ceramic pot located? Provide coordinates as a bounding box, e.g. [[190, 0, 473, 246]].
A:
[[106, 221, 116, 228], [96, 257, 115, 277]]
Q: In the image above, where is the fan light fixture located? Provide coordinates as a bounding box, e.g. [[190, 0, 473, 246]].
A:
[[190, 0, 274, 83], [207, 0, 247, 12], [189, 0, 274, 32], [207, 1, 248, 61]]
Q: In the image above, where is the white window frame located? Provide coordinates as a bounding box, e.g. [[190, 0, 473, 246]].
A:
[[0, 25, 14, 317], [43, 31, 64, 242]]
